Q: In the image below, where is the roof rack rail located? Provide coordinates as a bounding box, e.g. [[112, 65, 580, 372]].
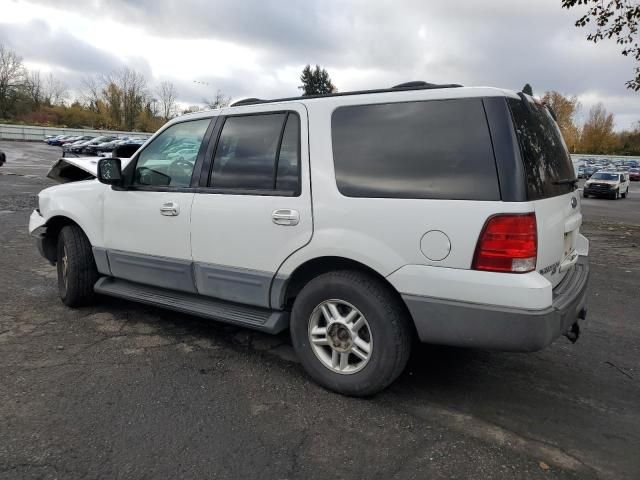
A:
[[231, 97, 264, 107], [393, 81, 462, 89], [226, 81, 463, 108]]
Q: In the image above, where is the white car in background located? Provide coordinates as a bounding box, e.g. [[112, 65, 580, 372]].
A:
[[583, 171, 630, 199]]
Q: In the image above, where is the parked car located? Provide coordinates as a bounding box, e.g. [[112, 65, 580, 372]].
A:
[[629, 168, 640, 181], [29, 83, 589, 396], [577, 166, 587, 179], [47, 135, 75, 146], [82, 136, 118, 155], [583, 171, 630, 199], [62, 136, 94, 151]]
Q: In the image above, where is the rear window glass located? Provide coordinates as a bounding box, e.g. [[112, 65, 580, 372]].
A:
[[331, 98, 500, 200], [507, 97, 575, 200]]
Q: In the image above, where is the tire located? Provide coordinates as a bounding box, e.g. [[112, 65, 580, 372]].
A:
[[622, 188, 628, 199], [290, 270, 412, 396], [56, 225, 99, 307], [582, 191, 588, 198]]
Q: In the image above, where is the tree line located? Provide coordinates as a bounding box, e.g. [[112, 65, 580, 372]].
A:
[[539, 90, 640, 155], [0, 43, 228, 132]]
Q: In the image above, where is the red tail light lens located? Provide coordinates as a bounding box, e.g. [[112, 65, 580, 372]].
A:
[[472, 213, 537, 273]]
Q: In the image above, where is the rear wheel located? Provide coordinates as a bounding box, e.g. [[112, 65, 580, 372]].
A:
[[290, 270, 412, 396], [622, 188, 628, 198], [57, 225, 99, 307], [582, 191, 588, 198]]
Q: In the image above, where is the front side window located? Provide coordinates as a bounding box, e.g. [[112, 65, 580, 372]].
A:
[[209, 112, 300, 194], [331, 98, 500, 200], [133, 118, 210, 187]]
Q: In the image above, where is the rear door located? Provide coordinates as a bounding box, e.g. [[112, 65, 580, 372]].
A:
[[190, 103, 312, 308], [507, 96, 581, 287]]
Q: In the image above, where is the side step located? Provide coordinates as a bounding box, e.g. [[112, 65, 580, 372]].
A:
[[94, 277, 289, 334]]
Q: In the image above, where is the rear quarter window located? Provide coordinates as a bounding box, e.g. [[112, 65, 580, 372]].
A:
[[507, 97, 576, 200], [331, 98, 500, 200]]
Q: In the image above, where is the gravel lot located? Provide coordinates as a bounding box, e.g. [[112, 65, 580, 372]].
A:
[[1, 140, 639, 479]]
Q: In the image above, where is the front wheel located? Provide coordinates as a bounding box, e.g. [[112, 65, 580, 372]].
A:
[[57, 225, 99, 307], [290, 270, 412, 396]]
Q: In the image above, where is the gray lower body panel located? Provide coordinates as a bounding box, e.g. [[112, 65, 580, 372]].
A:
[[94, 277, 289, 334], [403, 256, 589, 352], [107, 250, 197, 294], [92, 247, 111, 275], [194, 263, 272, 308]]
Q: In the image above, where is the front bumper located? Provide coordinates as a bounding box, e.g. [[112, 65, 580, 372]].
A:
[[583, 185, 615, 197], [29, 210, 56, 264], [403, 256, 589, 352]]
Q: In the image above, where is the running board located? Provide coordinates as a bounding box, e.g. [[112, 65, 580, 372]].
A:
[[94, 277, 289, 334]]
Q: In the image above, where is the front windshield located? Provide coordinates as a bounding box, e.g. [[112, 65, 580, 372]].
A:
[[591, 172, 620, 181]]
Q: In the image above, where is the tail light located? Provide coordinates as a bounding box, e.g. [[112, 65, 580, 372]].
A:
[[472, 213, 537, 273]]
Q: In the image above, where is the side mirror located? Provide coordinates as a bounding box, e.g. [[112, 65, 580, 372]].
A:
[[97, 158, 123, 185]]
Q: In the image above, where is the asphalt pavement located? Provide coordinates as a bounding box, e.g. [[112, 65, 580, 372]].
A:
[[1, 140, 639, 479]]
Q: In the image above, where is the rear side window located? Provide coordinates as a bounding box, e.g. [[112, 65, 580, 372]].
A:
[[331, 98, 500, 200], [507, 98, 575, 200], [209, 112, 300, 194]]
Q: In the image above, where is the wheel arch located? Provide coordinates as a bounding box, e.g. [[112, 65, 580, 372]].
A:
[[40, 216, 84, 263], [274, 256, 411, 317]]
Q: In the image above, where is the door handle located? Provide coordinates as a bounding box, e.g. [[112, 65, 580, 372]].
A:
[[160, 201, 180, 216], [272, 209, 300, 226]]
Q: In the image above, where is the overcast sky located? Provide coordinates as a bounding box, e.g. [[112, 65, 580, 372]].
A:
[[1, 0, 638, 129]]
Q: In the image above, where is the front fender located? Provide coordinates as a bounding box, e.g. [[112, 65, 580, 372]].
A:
[[38, 181, 106, 247]]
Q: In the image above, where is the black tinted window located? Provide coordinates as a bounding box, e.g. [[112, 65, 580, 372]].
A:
[[276, 114, 300, 192], [331, 98, 499, 200], [507, 97, 575, 200], [210, 113, 286, 191]]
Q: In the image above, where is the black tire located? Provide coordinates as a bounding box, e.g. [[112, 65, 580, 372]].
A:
[[622, 188, 628, 198], [56, 225, 99, 307], [582, 191, 588, 198], [290, 270, 412, 396]]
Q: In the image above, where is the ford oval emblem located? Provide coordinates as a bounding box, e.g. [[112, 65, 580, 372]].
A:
[[571, 196, 577, 209]]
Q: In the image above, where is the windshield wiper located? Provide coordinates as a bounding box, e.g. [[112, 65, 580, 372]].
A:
[[553, 178, 578, 186]]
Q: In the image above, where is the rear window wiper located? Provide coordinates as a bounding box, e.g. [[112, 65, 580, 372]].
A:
[[552, 178, 578, 186]]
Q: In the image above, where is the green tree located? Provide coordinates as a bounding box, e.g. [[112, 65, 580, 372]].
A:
[[522, 83, 533, 95], [299, 64, 336, 96], [562, 0, 640, 91]]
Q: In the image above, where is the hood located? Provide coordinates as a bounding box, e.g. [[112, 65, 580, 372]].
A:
[[47, 156, 131, 183], [586, 178, 618, 185]]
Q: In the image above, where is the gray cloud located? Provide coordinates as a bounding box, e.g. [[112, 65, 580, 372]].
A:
[[0, 19, 124, 74]]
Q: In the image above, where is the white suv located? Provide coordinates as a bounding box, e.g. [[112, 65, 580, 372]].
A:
[[29, 82, 589, 396]]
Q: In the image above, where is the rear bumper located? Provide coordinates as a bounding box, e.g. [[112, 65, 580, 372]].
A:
[[403, 256, 589, 352]]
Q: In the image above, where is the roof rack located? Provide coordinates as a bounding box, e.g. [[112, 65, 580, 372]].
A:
[[230, 97, 264, 107], [229, 81, 462, 107]]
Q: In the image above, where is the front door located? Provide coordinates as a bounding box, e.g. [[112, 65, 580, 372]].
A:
[[103, 117, 213, 292], [190, 104, 312, 307]]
